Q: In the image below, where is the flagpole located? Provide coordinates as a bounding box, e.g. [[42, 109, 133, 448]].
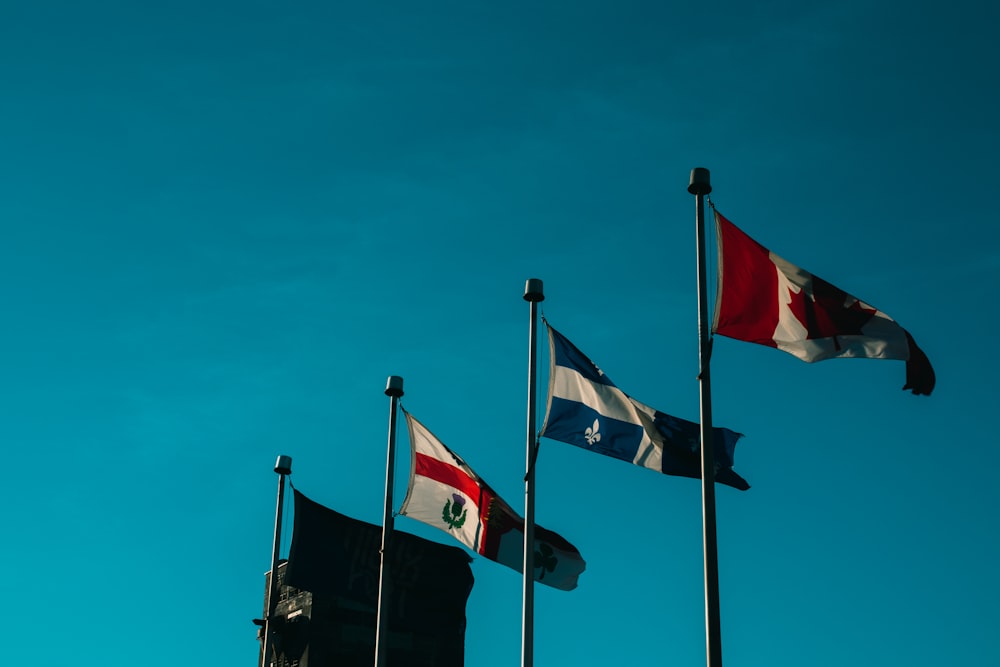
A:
[[690, 167, 723, 667], [522, 278, 544, 667], [261, 455, 292, 667], [375, 375, 405, 667]]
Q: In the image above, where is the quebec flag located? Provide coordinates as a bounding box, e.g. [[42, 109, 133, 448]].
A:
[[541, 322, 750, 490]]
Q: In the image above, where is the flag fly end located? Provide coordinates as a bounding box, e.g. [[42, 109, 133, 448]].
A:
[[903, 334, 935, 396]]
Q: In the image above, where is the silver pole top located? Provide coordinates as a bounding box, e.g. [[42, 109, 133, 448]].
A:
[[385, 375, 404, 397], [274, 455, 292, 475], [688, 167, 712, 195], [524, 278, 544, 302]]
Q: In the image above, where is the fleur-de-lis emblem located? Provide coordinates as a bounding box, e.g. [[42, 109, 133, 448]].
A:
[[534, 542, 558, 580], [442, 493, 468, 530], [584, 418, 601, 446]]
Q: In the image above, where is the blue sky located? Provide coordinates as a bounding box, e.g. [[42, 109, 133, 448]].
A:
[[3, 1, 998, 665]]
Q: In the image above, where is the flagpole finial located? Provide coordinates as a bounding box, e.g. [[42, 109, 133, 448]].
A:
[[688, 167, 712, 195], [273, 455, 292, 475], [385, 375, 404, 397], [524, 278, 544, 302]]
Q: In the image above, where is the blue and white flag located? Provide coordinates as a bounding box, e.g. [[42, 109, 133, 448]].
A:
[[540, 322, 749, 490]]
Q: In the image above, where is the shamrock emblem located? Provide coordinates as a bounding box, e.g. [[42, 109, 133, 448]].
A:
[[534, 542, 558, 580], [442, 493, 468, 530]]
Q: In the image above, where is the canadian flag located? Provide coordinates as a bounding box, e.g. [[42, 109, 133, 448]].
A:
[[713, 211, 935, 395]]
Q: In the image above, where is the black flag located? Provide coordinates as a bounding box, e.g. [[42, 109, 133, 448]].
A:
[[280, 490, 473, 666]]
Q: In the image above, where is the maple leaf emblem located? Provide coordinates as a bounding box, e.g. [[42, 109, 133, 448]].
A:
[[774, 256, 877, 348]]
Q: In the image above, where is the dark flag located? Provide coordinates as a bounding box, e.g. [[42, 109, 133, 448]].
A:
[[280, 489, 474, 666]]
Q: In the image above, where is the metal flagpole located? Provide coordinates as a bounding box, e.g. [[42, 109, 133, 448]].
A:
[[375, 375, 405, 667], [261, 455, 292, 667], [690, 167, 723, 667], [522, 278, 544, 667]]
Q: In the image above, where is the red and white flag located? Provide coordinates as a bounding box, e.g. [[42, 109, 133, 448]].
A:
[[713, 211, 935, 395], [399, 409, 586, 591]]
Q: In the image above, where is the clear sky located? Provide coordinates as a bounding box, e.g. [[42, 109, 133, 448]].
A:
[[3, 1, 997, 665]]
